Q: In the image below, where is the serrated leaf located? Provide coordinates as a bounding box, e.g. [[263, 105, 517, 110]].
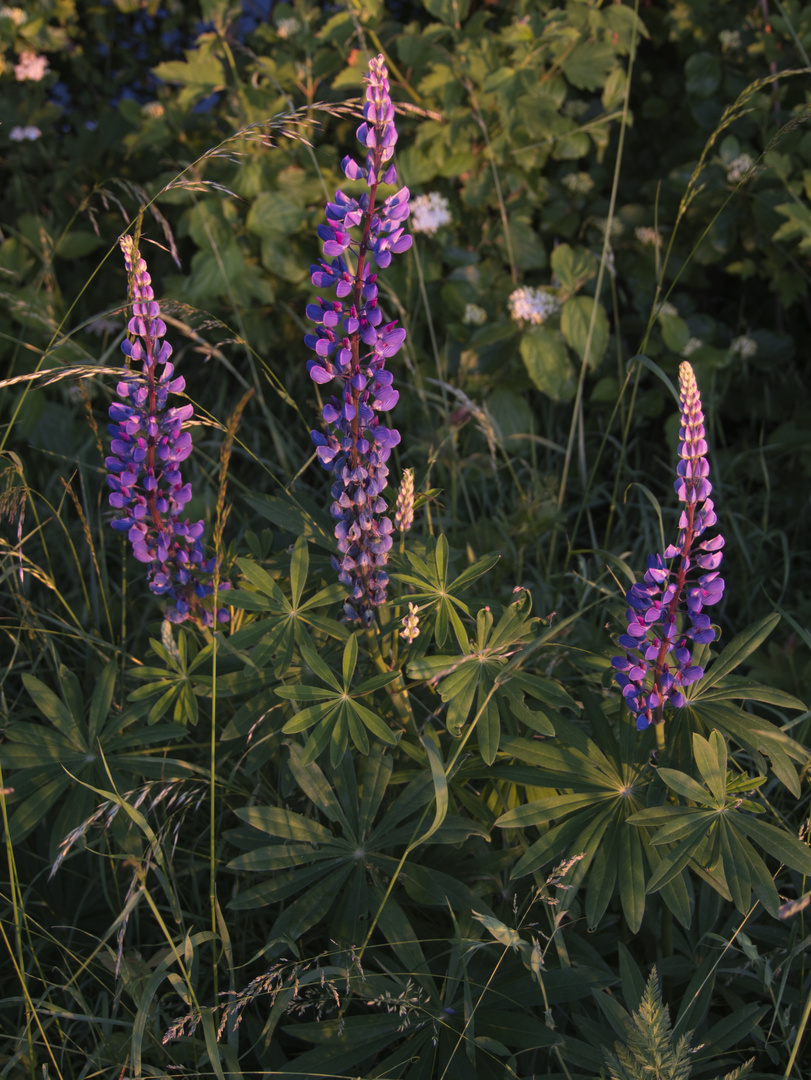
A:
[[520, 327, 575, 401], [560, 296, 609, 369]]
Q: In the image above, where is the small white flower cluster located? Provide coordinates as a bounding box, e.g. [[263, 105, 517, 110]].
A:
[[563, 99, 588, 119], [85, 316, 121, 337], [142, 102, 165, 119], [657, 301, 678, 318], [462, 303, 487, 326], [681, 337, 702, 358], [561, 171, 594, 195], [592, 216, 624, 240], [719, 29, 742, 51], [276, 16, 301, 38], [727, 153, 754, 183], [410, 192, 452, 236], [730, 333, 757, 359], [635, 226, 662, 247], [0, 6, 25, 24], [14, 50, 48, 81], [9, 125, 41, 142], [508, 287, 560, 326]]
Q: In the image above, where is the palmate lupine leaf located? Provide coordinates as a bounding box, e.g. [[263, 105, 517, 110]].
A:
[[226, 535, 349, 678], [628, 731, 811, 915], [669, 612, 808, 795], [407, 590, 570, 763], [2, 658, 191, 844], [392, 533, 500, 649], [277, 630, 400, 765], [496, 715, 653, 931], [226, 744, 490, 942]]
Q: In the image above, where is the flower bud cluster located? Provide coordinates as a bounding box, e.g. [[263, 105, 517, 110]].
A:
[[305, 54, 412, 625], [612, 362, 724, 731], [106, 237, 228, 627]]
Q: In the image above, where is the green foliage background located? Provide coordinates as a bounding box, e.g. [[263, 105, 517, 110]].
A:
[[1, 0, 811, 1077]]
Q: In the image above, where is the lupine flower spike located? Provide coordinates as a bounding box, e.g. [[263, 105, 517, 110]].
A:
[[106, 236, 229, 627], [394, 468, 414, 533], [305, 54, 412, 625], [612, 362, 724, 747]]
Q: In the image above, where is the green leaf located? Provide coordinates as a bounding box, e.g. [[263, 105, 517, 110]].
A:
[[342, 633, 358, 689], [272, 865, 353, 940], [520, 327, 575, 401], [298, 632, 343, 691], [659, 313, 690, 353], [619, 822, 646, 933], [628, 354, 680, 405], [696, 613, 780, 693], [551, 243, 596, 293], [562, 41, 617, 91], [696, 678, 805, 710], [719, 820, 752, 913], [684, 52, 721, 98], [235, 806, 335, 845], [657, 767, 714, 806], [246, 191, 307, 239], [88, 660, 117, 741], [645, 820, 711, 894], [422, 0, 470, 25], [282, 701, 339, 734], [275, 685, 337, 702], [22, 674, 83, 747], [560, 296, 609, 369], [734, 815, 811, 875], [472, 910, 524, 951], [407, 734, 448, 852], [497, 792, 605, 829], [348, 701, 399, 746], [692, 730, 727, 803], [477, 690, 500, 765], [290, 534, 309, 609], [235, 558, 284, 601]]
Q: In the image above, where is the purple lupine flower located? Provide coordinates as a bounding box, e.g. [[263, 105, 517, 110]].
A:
[[106, 236, 229, 627], [305, 54, 412, 625], [612, 362, 724, 733]]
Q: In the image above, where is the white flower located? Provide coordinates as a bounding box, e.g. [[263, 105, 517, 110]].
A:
[[730, 334, 757, 359], [14, 51, 49, 81], [462, 303, 487, 326], [726, 153, 754, 183], [85, 316, 121, 337], [561, 171, 594, 195], [658, 301, 678, 318], [410, 192, 452, 235], [635, 226, 662, 247], [508, 286, 560, 326], [142, 101, 165, 119], [719, 29, 742, 51], [0, 7, 24, 25], [592, 216, 624, 240], [681, 337, 702, 358], [9, 125, 41, 142], [563, 99, 588, 119], [399, 603, 420, 644], [276, 16, 300, 38]]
